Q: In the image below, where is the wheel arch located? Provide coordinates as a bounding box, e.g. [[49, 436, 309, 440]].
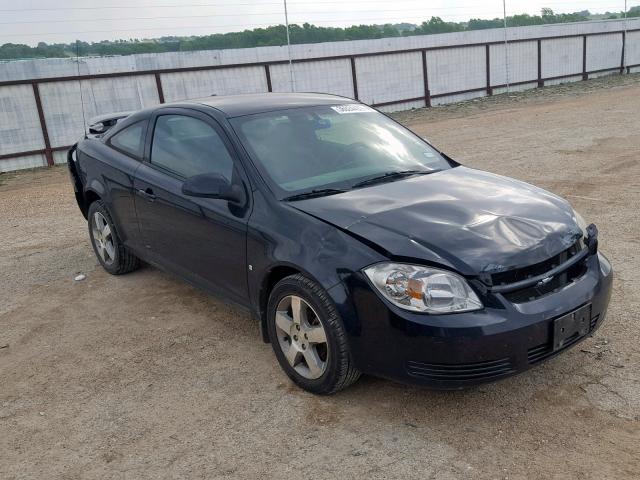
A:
[[258, 264, 300, 342], [258, 263, 333, 343], [81, 189, 102, 218]]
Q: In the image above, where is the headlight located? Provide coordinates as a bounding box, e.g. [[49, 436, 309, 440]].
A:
[[363, 263, 483, 313]]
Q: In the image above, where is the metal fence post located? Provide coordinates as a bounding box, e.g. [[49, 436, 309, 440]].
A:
[[582, 36, 588, 80], [264, 64, 273, 92], [485, 44, 493, 95], [421, 50, 431, 107], [154, 73, 165, 103], [350, 57, 359, 100], [621, 31, 626, 74], [32, 82, 54, 167], [537, 39, 544, 88]]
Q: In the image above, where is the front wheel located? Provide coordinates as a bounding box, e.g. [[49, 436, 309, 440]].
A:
[[267, 274, 360, 394]]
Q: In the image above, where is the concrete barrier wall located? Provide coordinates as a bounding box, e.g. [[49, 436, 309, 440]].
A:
[[1, 18, 639, 172]]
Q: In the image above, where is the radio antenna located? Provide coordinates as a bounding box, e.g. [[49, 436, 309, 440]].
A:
[[76, 40, 88, 138]]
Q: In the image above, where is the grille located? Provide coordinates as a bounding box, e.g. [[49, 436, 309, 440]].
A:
[[407, 358, 515, 382], [491, 240, 583, 287], [489, 239, 590, 303], [503, 262, 587, 303], [590, 314, 600, 331]]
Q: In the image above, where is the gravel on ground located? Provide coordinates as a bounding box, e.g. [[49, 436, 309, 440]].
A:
[[1, 73, 639, 479]]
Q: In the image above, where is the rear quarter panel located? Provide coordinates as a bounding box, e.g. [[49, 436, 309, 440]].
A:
[[76, 139, 143, 247]]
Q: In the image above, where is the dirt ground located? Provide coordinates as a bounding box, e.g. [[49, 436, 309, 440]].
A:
[[1, 74, 639, 479]]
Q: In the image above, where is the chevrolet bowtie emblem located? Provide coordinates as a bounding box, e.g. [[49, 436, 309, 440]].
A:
[[537, 276, 554, 287]]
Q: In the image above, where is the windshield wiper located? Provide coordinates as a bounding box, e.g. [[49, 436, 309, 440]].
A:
[[282, 188, 347, 201], [351, 169, 438, 189]]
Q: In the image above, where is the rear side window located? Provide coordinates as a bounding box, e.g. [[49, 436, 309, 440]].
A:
[[150, 115, 234, 180], [109, 121, 146, 158]]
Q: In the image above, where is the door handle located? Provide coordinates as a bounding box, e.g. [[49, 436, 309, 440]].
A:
[[137, 188, 156, 201]]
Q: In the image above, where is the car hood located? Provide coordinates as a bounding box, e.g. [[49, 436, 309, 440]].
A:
[[290, 167, 582, 275]]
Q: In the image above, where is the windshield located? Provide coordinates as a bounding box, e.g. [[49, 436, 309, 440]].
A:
[[230, 104, 453, 198]]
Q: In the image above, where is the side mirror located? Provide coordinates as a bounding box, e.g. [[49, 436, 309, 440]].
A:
[[182, 173, 245, 204]]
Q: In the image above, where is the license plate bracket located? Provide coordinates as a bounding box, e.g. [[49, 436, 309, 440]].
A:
[[553, 304, 591, 351]]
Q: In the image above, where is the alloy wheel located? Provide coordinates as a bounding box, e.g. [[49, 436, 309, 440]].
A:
[[92, 212, 116, 266], [274, 295, 329, 379]]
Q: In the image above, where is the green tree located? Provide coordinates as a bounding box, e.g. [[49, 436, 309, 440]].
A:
[[0, 9, 606, 61], [541, 8, 554, 17]]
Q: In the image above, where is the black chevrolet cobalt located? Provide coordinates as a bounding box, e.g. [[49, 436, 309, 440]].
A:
[[68, 93, 612, 394]]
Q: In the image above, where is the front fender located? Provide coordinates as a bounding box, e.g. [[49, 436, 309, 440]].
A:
[[247, 191, 385, 338]]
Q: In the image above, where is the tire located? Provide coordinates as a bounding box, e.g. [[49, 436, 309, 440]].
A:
[[267, 274, 361, 394], [87, 200, 140, 275]]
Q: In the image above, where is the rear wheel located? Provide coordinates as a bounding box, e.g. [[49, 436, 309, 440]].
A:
[[87, 200, 140, 275], [267, 274, 360, 394]]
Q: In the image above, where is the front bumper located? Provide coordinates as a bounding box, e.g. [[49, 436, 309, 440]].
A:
[[331, 252, 613, 389]]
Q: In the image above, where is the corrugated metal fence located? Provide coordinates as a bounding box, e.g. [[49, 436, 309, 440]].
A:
[[1, 19, 640, 172]]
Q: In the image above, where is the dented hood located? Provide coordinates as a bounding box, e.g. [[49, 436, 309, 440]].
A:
[[291, 167, 582, 275]]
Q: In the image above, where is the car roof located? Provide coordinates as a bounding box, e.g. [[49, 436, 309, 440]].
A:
[[184, 92, 356, 118]]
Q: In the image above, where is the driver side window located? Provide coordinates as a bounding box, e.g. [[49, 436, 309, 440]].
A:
[[151, 115, 234, 180]]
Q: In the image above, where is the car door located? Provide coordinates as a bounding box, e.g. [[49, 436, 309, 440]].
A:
[[133, 108, 251, 305]]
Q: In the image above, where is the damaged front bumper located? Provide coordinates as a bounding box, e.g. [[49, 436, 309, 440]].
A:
[[333, 244, 613, 389]]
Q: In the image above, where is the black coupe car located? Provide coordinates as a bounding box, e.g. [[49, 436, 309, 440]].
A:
[[68, 93, 612, 394]]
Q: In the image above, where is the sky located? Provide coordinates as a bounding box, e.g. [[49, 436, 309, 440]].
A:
[[0, 0, 632, 46]]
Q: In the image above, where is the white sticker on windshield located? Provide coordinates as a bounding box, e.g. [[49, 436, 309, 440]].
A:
[[331, 104, 374, 114]]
